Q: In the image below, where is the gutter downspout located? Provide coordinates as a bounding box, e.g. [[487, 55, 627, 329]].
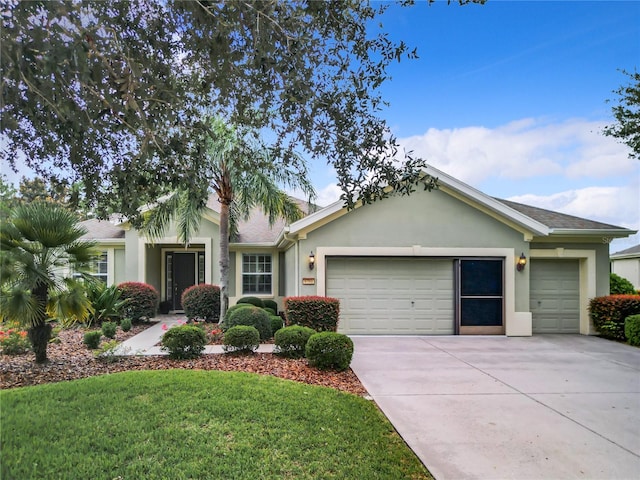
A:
[[282, 229, 299, 296]]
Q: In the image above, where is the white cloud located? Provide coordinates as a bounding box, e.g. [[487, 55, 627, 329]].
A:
[[397, 117, 635, 185], [508, 184, 639, 231]]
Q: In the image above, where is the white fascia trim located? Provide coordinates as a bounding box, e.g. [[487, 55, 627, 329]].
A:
[[549, 228, 637, 238], [426, 165, 550, 236], [92, 239, 125, 245], [288, 199, 345, 234], [611, 253, 640, 260]]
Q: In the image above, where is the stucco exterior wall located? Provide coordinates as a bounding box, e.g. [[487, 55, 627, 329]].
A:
[[611, 257, 640, 290], [114, 248, 126, 285], [296, 189, 530, 304]]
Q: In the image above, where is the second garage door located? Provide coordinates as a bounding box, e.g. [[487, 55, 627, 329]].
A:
[[530, 259, 580, 333], [326, 257, 454, 335]]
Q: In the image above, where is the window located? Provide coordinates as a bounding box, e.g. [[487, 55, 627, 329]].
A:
[[91, 252, 108, 284], [242, 254, 272, 294]]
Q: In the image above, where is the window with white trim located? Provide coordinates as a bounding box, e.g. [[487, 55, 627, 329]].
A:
[[242, 254, 272, 294], [91, 252, 108, 284]]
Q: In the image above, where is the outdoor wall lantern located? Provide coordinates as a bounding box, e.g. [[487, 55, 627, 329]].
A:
[[516, 252, 527, 272], [308, 251, 315, 270]]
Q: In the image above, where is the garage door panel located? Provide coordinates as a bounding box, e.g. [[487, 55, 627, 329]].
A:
[[531, 259, 580, 333], [326, 257, 454, 335]]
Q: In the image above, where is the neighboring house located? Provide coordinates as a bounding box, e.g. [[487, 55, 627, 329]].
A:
[[82, 166, 636, 336], [610, 244, 640, 290]]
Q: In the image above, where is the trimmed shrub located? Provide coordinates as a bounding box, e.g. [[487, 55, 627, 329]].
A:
[[83, 331, 102, 349], [284, 296, 340, 332], [222, 306, 272, 340], [223, 303, 253, 323], [101, 321, 117, 339], [305, 332, 354, 371], [223, 325, 260, 353], [120, 318, 132, 332], [610, 273, 637, 295], [237, 296, 265, 308], [270, 315, 284, 335], [161, 325, 207, 359], [625, 314, 640, 346], [273, 325, 316, 358], [264, 299, 278, 313], [181, 284, 221, 323], [117, 282, 159, 323], [263, 307, 276, 316], [589, 295, 640, 341]]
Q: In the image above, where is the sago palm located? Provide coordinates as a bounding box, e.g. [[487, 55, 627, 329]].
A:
[[0, 202, 98, 362], [141, 118, 316, 319]]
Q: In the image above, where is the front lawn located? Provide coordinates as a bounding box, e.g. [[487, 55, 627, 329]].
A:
[[1, 370, 432, 479]]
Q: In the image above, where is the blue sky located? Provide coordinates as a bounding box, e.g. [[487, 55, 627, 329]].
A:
[[310, 0, 640, 251]]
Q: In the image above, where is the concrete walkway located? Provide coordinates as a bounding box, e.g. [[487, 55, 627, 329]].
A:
[[113, 315, 274, 356], [350, 335, 640, 480]]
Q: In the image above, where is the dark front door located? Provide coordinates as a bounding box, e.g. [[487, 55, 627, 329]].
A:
[[456, 259, 505, 335], [173, 252, 196, 310]]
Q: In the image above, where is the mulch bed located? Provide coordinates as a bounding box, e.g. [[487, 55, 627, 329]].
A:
[[0, 326, 367, 396]]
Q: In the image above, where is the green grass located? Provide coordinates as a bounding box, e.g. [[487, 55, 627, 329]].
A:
[[1, 370, 431, 479]]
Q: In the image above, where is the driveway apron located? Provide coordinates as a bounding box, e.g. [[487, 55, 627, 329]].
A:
[[350, 335, 640, 480]]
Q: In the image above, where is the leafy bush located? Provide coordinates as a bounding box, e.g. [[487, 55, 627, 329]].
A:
[[306, 332, 354, 371], [161, 325, 207, 359], [589, 295, 640, 340], [223, 303, 253, 323], [264, 307, 276, 315], [284, 296, 340, 332], [223, 325, 260, 353], [181, 284, 221, 323], [610, 273, 637, 295], [118, 282, 159, 323], [270, 315, 284, 335], [625, 314, 640, 346], [101, 321, 117, 339], [264, 299, 278, 313], [273, 325, 316, 358], [83, 331, 102, 349], [120, 318, 132, 332], [86, 283, 128, 326], [0, 328, 30, 355], [222, 306, 272, 340], [237, 296, 265, 308]]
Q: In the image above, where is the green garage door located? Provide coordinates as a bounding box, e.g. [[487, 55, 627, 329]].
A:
[[530, 259, 580, 333], [326, 257, 454, 335]]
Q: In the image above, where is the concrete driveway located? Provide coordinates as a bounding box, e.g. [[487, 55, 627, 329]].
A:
[[350, 335, 640, 480]]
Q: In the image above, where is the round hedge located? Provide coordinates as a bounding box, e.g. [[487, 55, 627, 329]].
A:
[[264, 299, 278, 313], [223, 303, 254, 323], [117, 282, 159, 322], [222, 306, 272, 340], [237, 296, 265, 308], [270, 315, 284, 336], [161, 325, 207, 359], [181, 284, 221, 323], [273, 325, 316, 358], [223, 325, 260, 353], [305, 332, 354, 371]]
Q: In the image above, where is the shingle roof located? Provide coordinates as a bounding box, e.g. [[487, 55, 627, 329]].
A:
[[611, 244, 640, 258], [495, 198, 624, 231], [79, 218, 125, 240]]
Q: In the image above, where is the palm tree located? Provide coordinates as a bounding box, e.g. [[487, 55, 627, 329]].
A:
[[0, 202, 97, 362], [141, 118, 316, 320]]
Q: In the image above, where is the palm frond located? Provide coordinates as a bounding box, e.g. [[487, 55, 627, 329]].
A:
[[47, 281, 93, 327], [176, 189, 207, 246], [0, 288, 44, 328], [139, 191, 180, 242]]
